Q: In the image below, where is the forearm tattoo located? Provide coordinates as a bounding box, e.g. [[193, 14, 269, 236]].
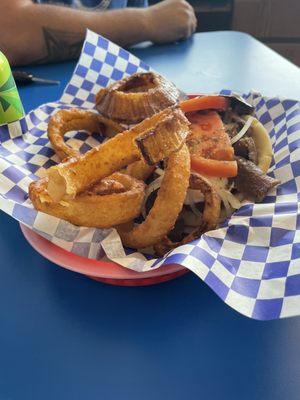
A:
[[34, 27, 83, 64]]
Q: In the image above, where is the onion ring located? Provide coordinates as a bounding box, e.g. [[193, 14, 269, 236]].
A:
[[45, 107, 189, 202], [29, 172, 145, 228], [125, 160, 155, 182], [135, 113, 189, 165], [154, 173, 221, 255], [189, 173, 221, 230], [95, 72, 180, 124], [90, 178, 126, 195], [48, 108, 124, 160], [117, 144, 190, 249]]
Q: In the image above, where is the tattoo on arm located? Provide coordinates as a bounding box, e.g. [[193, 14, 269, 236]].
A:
[[34, 27, 83, 64]]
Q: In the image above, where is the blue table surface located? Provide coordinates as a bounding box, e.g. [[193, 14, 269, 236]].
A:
[[1, 31, 300, 400]]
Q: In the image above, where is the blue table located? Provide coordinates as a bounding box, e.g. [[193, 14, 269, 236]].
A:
[[1, 32, 300, 400]]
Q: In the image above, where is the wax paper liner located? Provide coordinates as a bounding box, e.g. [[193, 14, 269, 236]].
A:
[[1, 30, 300, 320]]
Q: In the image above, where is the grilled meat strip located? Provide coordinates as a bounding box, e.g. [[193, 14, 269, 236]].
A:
[[235, 157, 280, 202]]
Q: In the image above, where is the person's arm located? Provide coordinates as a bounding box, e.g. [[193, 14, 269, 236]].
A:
[[0, 0, 197, 66]]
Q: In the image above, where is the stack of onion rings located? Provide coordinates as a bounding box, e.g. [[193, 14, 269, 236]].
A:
[[44, 107, 189, 202], [29, 106, 190, 235]]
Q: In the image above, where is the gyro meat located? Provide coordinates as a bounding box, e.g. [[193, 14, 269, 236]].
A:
[[233, 136, 258, 164], [235, 157, 280, 202]]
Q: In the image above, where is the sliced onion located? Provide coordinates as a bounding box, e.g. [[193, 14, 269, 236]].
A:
[[184, 188, 204, 205], [208, 176, 228, 191], [141, 175, 163, 218], [205, 176, 242, 217], [155, 167, 165, 176], [230, 116, 255, 145], [221, 195, 232, 217], [190, 201, 203, 217], [218, 189, 242, 216]]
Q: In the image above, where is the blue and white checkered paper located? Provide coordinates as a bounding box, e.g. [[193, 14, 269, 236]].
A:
[[1, 30, 300, 320]]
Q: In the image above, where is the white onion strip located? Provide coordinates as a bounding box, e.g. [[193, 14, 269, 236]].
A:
[[184, 189, 204, 205], [154, 168, 165, 176], [189, 199, 202, 217], [230, 116, 255, 145], [218, 189, 242, 216], [141, 175, 164, 219]]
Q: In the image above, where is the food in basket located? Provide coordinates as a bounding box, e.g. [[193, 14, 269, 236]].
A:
[[29, 72, 280, 255]]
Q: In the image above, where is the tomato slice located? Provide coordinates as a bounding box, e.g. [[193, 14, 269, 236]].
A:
[[180, 95, 230, 113], [187, 111, 234, 161], [186, 111, 237, 177], [191, 157, 238, 178]]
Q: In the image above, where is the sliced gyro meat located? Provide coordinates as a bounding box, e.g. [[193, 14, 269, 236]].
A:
[[235, 157, 280, 202], [233, 136, 258, 164]]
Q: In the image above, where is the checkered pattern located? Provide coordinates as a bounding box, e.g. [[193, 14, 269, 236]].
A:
[[61, 30, 150, 108], [1, 30, 300, 320]]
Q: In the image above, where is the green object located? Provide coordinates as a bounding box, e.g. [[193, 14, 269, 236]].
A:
[[0, 52, 24, 124]]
